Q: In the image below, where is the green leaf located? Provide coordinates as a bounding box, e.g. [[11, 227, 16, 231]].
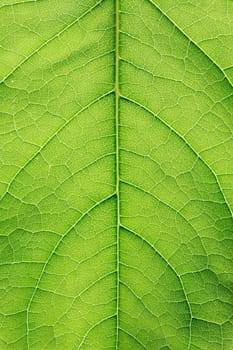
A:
[[0, 0, 232, 349]]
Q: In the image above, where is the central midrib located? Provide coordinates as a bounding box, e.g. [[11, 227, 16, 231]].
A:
[[115, 0, 120, 349]]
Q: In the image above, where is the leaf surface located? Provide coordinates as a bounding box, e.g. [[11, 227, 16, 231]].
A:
[[0, 1, 232, 349]]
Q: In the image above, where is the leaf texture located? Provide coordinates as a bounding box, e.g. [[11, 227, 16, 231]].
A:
[[0, 0, 232, 349]]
